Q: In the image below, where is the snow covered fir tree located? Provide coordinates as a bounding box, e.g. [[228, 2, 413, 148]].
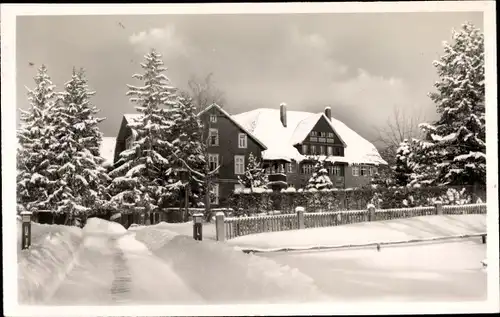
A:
[[410, 22, 485, 187], [107, 49, 206, 219], [17, 67, 110, 224], [17, 65, 57, 214], [238, 152, 268, 191], [305, 161, 334, 190], [44, 68, 109, 223]]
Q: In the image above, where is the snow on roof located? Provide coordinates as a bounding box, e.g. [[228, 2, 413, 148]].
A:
[[232, 108, 387, 165], [123, 113, 142, 123], [100, 137, 116, 164], [198, 103, 268, 151]]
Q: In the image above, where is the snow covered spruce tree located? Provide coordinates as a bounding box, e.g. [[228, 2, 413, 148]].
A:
[[108, 49, 206, 219], [238, 152, 268, 191], [415, 22, 485, 186], [41, 68, 109, 224], [306, 161, 334, 190], [17, 65, 57, 213], [392, 139, 414, 186], [166, 93, 207, 213]]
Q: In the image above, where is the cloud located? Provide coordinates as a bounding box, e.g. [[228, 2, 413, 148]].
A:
[[129, 24, 189, 59]]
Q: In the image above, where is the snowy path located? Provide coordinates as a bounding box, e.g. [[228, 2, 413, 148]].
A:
[[46, 223, 203, 305]]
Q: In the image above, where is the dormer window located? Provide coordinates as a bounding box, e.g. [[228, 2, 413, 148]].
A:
[[302, 144, 308, 154]]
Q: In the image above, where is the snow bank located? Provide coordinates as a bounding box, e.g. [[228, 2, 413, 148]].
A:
[[228, 214, 486, 251], [18, 223, 83, 304], [133, 226, 330, 303], [83, 217, 127, 235]]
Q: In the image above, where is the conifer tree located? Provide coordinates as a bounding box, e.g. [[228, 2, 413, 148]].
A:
[[108, 49, 184, 214], [41, 68, 109, 223], [306, 161, 334, 190], [414, 22, 485, 186], [17, 65, 57, 212], [238, 152, 268, 190]]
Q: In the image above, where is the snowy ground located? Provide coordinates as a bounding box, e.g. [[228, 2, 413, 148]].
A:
[[258, 238, 487, 301], [227, 214, 486, 251], [17, 220, 83, 304], [18, 215, 488, 305]]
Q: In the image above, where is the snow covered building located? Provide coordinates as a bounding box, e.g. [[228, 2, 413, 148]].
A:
[[112, 103, 386, 207], [231, 103, 388, 190]]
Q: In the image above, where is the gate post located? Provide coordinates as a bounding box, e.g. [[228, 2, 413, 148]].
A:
[[215, 212, 225, 242], [296, 206, 305, 229], [21, 211, 33, 250], [193, 213, 203, 241], [435, 201, 443, 215]]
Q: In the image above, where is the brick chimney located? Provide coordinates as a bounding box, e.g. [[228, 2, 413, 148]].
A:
[[280, 103, 287, 127], [324, 106, 332, 121]]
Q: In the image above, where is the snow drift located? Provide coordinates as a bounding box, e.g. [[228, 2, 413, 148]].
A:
[[132, 224, 331, 303], [17, 222, 83, 304]]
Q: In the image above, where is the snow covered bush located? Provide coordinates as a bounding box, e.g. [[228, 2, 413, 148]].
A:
[[306, 161, 334, 190]]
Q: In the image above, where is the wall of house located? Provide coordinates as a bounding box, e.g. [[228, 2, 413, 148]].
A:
[[199, 106, 266, 206], [113, 117, 134, 163], [344, 165, 377, 189]]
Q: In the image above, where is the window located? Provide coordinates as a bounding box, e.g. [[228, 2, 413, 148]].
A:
[[302, 144, 308, 155], [327, 132, 334, 138], [208, 153, 219, 172], [333, 165, 342, 176], [361, 165, 368, 176], [311, 131, 318, 136], [370, 166, 378, 176], [238, 133, 247, 149], [209, 128, 219, 146], [301, 164, 313, 174], [287, 162, 294, 173], [327, 146, 333, 156], [310, 136, 318, 142], [210, 114, 217, 123], [327, 138, 335, 143], [310, 145, 316, 155], [318, 137, 326, 143], [125, 136, 133, 150], [210, 183, 220, 205], [319, 145, 326, 155], [352, 165, 360, 177], [234, 155, 245, 175]]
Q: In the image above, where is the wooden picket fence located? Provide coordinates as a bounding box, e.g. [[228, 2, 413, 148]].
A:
[[219, 202, 487, 241]]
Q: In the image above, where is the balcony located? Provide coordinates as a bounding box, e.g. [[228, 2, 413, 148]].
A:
[[268, 173, 287, 184]]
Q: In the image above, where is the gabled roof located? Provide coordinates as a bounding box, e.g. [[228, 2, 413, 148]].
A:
[[232, 108, 387, 165], [198, 103, 268, 150], [290, 113, 347, 147]]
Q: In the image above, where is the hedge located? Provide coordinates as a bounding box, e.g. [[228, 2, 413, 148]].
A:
[[226, 184, 486, 216]]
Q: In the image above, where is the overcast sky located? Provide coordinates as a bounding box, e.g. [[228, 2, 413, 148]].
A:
[[16, 12, 483, 145]]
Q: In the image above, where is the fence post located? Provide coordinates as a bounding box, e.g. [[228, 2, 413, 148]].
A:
[[193, 213, 203, 241], [367, 205, 376, 222], [21, 211, 33, 250], [435, 201, 443, 215], [215, 212, 225, 242], [296, 206, 305, 229]]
